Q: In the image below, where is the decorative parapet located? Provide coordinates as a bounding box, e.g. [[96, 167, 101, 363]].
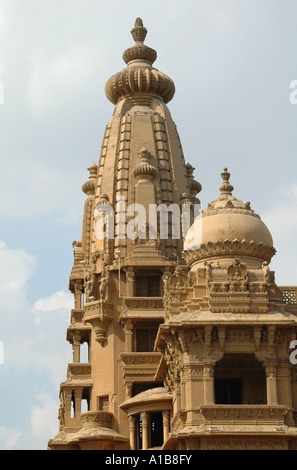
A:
[[279, 287, 297, 305], [70, 309, 84, 325], [200, 405, 288, 425], [67, 363, 92, 380], [122, 297, 164, 311], [80, 410, 112, 429], [120, 297, 165, 323]]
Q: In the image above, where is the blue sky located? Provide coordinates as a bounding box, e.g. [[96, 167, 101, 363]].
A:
[[0, 0, 296, 449]]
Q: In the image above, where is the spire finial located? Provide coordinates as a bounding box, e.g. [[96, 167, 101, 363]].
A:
[[219, 167, 234, 194], [131, 17, 147, 43]]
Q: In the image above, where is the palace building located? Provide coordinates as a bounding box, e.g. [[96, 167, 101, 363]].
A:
[[48, 18, 297, 451]]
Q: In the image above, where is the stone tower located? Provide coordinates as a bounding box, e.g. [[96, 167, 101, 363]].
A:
[[48, 19, 297, 451]]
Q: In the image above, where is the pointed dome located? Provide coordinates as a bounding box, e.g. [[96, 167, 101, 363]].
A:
[[183, 168, 276, 264], [105, 18, 175, 106]]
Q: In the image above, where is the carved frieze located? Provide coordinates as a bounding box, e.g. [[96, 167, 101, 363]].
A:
[[200, 405, 287, 424]]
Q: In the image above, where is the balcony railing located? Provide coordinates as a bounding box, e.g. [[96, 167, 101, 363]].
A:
[[67, 363, 92, 380], [200, 404, 288, 425]]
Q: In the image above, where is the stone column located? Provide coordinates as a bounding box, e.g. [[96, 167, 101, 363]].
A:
[[183, 362, 204, 418], [141, 412, 149, 450], [74, 280, 83, 309], [278, 363, 294, 424], [129, 415, 137, 450], [73, 333, 81, 363], [74, 388, 83, 421], [124, 320, 134, 352], [265, 362, 278, 405], [173, 378, 181, 416], [162, 410, 170, 443], [126, 270, 135, 297], [203, 361, 216, 404], [64, 390, 73, 424]]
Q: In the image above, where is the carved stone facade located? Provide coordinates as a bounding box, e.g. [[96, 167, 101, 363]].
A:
[[48, 19, 297, 451]]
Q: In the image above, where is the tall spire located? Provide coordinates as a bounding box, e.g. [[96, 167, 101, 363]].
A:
[[122, 17, 157, 65]]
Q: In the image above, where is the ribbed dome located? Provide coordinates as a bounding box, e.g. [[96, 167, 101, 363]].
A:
[[183, 168, 276, 264]]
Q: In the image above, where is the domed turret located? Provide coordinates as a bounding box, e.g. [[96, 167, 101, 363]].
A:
[[183, 168, 276, 266]]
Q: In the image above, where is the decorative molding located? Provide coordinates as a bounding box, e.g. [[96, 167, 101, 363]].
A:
[[183, 239, 276, 266]]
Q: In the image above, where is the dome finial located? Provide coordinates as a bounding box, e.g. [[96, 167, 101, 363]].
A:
[[219, 167, 234, 194], [131, 17, 147, 43]]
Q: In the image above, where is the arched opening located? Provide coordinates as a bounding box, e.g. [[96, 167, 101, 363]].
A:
[[214, 354, 267, 405]]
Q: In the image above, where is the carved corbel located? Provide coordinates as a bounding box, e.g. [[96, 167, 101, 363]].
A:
[[218, 327, 226, 351], [92, 317, 112, 345], [204, 326, 213, 356], [268, 326, 276, 356], [125, 382, 133, 399]]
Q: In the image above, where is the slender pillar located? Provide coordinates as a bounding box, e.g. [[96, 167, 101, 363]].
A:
[[141, 412, 149, 450], [74, 280, 83, 309], [74, 388, 83, 421], [124, 320, 134, 352], [126, 270, 135, 297], [162, 410, 170, 443], [265, 362, 278, 405], [278, 363, 294, 424], [203, 361, 216, 404], [64, 390, 73, 424], [129, 415, 137, 450]]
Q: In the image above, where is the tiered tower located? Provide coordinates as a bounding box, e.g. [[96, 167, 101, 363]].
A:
[[48, 19, 297, 451]]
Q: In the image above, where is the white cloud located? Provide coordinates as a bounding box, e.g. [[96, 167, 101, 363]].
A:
[[0, 394, 61, 450], [0, 426, 23, 450], [0, 241, 71, 448], [33, 289, 73, 312], [0, 240, 36, 309], [29, 394, 60, 445]]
